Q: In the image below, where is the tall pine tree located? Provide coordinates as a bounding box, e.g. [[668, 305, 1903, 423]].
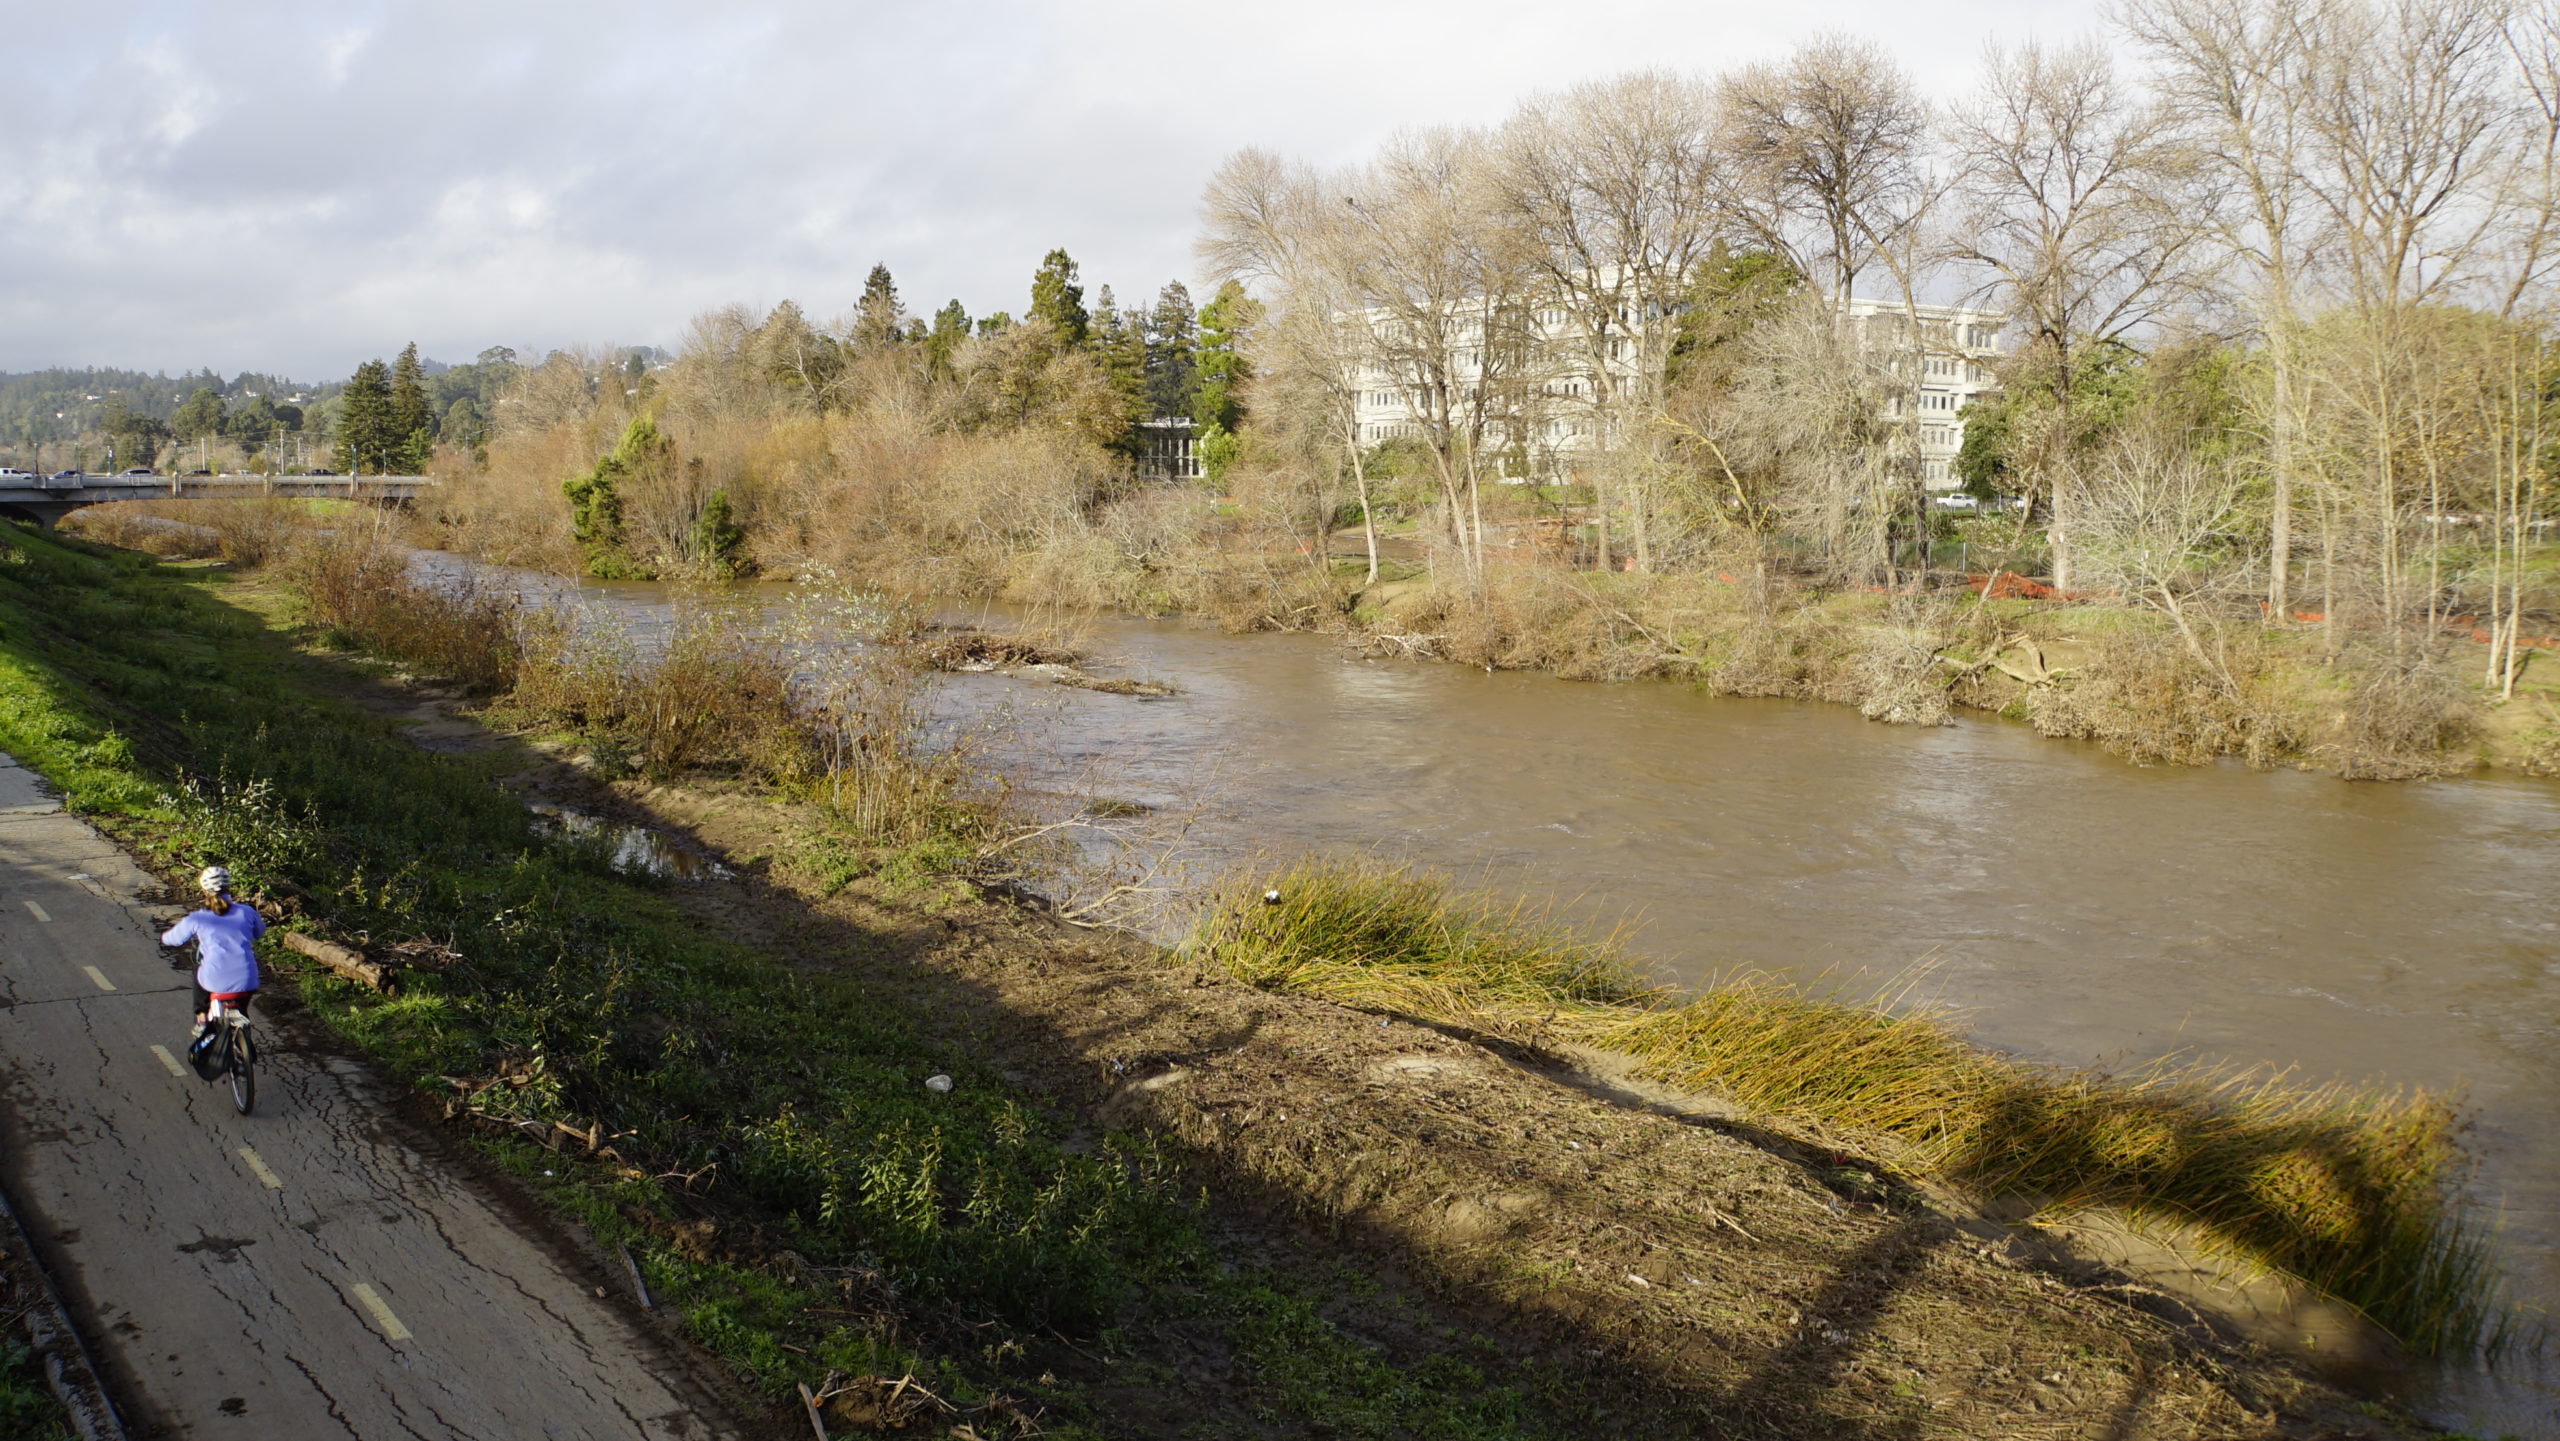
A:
[[852, 264, 908, 353], [388, 343, 434, 472], [924, 299, 972, 378], [1191, 281, 1262, 483], [1191, 279, 1259, 434], [1145, 281, 1197, 421], [1089, 285, 1150, 448], [1028, 249, 1088, 349], [333, 359, 394, 474]]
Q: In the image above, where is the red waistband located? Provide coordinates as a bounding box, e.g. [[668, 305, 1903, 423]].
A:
[[207, 991, 256, 1002]]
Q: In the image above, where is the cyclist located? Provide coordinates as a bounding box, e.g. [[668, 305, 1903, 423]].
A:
[[160, 865, 264, 1049]]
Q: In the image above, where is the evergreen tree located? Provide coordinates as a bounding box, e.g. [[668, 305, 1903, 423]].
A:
[[100, 395, 169, 469], [1144, 281, 1198, 420], [691, 488, 750, 578], [1191, 279, 1260, 434], [853, 264, 908, 352], [924, 299, 972, 379], [169, 386, 227, 440], [442, 397, 486, 449], [562, 413, 671, 578], [976, 311, 1015, 336], [1088, 286, 1150, 449], [388, 343, 435, 471], [333, 359, 394, 474], [1028, 249, 1088, 349], [226, 394, 282, 453]]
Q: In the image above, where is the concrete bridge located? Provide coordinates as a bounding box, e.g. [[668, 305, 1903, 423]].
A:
[[0, 473, 431, 529]]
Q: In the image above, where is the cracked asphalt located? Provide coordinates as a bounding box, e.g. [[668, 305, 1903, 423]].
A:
[[0, 756, 741, 1439]]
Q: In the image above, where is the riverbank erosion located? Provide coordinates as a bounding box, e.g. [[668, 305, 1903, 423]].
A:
[[0, 520, 2485, 1437]]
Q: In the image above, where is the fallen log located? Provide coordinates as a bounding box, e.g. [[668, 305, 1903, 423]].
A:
[[278, 930, 391, 991]]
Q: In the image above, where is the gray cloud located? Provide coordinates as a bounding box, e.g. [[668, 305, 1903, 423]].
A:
[[0, 0, 2098, 378]]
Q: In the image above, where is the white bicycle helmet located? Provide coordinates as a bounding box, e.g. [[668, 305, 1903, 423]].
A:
[[197, 865, 232, 895]]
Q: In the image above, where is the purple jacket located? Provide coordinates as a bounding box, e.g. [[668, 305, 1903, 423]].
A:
[[161, 902, 265, 993]]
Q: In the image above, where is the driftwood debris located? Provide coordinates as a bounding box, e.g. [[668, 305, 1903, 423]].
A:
[[796, 1383, 831, 1441], [277, 930, 392, 991], [617, 1243, 654, 1310]]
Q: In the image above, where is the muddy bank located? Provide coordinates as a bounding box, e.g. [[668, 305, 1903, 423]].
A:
[[358, 684, 2443, 1439]]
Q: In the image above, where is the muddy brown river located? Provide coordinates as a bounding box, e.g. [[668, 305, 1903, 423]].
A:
[[439, 562, 2560, 1434]]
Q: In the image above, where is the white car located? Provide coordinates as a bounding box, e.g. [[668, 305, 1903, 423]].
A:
[[0, 468, 37, 483]]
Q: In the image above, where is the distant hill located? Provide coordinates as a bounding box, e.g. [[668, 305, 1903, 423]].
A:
[[0, 368, 337, 448]]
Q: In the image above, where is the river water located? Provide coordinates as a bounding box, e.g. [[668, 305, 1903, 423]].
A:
[[443, 562, 2560, 1433]]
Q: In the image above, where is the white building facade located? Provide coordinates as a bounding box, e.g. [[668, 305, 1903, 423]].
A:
[[1840, 299, 2004, 489], [1347, 296, 2003, 492]]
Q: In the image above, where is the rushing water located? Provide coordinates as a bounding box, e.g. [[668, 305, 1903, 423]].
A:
[[433, 560, 2560, 1432]]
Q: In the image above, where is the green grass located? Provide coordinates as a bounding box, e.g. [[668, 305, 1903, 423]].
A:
[[0, 1336, 72, 1441], [1188, 856, 2512, 1359], [0, 523, 1588, 1438]]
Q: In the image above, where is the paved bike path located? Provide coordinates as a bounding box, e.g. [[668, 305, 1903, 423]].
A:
[[0, 756, 737, 1439]]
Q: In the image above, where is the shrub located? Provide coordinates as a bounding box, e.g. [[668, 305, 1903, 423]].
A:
[[288, 533, 520, 693]]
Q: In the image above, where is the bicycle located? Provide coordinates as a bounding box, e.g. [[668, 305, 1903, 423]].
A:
[[190, 992, 258, 1115]]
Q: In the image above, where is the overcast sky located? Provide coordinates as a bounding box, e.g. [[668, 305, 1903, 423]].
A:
[[1, 0, 2106, 380]]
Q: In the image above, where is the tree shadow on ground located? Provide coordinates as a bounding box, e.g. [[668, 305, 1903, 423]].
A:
[[0, 532, 2390, 1441]]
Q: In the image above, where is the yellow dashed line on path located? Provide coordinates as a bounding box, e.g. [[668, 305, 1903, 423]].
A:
[[238, 1147, 283, 1190], [24, 900, 49, 923], [350, 1283, 412, 1342], [148, 1045, 185, 1077], [80, 966, 113, 992]]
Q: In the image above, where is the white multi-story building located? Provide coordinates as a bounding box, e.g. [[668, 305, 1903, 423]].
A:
[[1347, 296, 2003, 491], [1840, 299, 2005, 488]]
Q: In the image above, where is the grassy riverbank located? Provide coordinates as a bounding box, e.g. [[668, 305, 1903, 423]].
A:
[[0, 518, 2484, 1437], [1192, 858, 2506, 1358], [69, 499, 2560, 780], [0, 524, 1622, 1436], [1331, 560, 2560, 782]]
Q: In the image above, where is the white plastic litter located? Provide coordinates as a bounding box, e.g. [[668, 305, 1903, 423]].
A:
[[924, 1074, 954, 1093]]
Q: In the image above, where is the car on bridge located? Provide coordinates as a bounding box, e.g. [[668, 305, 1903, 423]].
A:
[[41, 471, 83, 489], [120, 468, 155, 476], [0, 468, 36, 483]]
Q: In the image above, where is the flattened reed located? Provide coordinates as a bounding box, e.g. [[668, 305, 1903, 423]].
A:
[[1187, 856, 2507, 1358]]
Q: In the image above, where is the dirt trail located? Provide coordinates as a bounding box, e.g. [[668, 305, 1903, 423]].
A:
[[0, 752, 744, 1440]]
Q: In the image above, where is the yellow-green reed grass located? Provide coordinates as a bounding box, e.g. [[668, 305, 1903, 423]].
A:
[[290, 533, 521, 693], [1186, 856, 2508, 1359]]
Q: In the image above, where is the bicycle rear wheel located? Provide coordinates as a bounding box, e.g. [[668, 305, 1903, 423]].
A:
[[225, 1025, 255, 1115]]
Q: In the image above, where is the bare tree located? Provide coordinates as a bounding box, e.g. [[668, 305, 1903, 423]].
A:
[[1944, 38, 2217, 591], [1490, 71, 1726, 571], [2117, 0, 2327, 617], [1668, 294, 1903, 587], [2496, 0, 2560, 316], [1200, 149, 1385, 581], [1327, 129, 1543, 582], [1716, 36, 1932, 306], [2068, 435, 2260, 680], [2296, 0, 2524, 643]]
